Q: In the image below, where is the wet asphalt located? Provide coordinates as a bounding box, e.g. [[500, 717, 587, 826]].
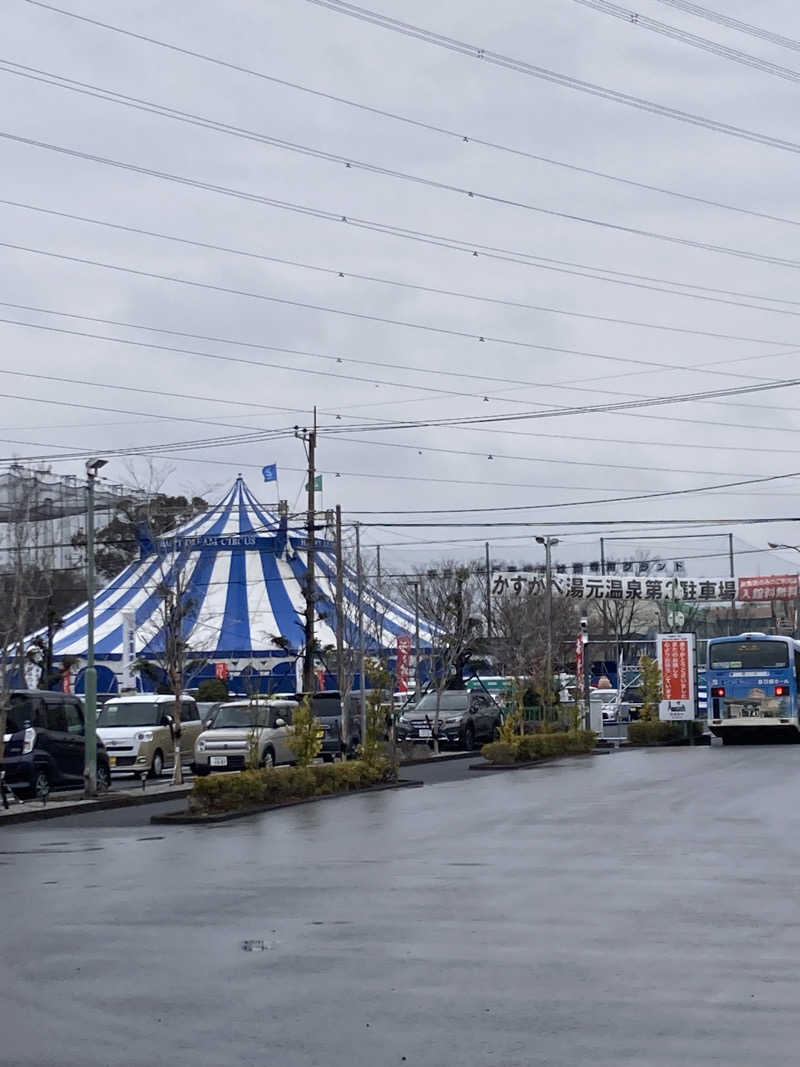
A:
[[2, 745, 800, 1066]]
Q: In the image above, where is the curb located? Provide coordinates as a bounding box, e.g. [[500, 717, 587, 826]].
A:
[[397, 750, 479, 768], [151, 778, 424, 825], [468, 752, 598, 772], [0, 784, 194, 826]]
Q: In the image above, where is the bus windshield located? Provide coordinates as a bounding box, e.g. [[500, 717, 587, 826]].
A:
[[709, 641, 789, 670]]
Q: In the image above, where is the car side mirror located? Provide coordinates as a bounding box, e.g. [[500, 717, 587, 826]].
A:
[[275, 718, 286, 728], [161, 714, 173, 727]]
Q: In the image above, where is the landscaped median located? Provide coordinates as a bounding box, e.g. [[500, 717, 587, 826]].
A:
[[475, 729, 597, 770], [627, 720, 706, 746], [152, 758, 420, 823]]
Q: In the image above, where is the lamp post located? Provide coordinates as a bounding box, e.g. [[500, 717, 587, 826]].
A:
[[84, 458, 107, 797], [536, 535, 560, 716]]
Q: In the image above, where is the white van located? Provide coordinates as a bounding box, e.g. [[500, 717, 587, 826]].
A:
[[96, 693, 201, 778]]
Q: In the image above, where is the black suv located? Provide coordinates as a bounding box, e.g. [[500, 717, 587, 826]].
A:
[[396, 689, 502, 750], [298, 691, 362, 761], [1, 690, 111, 798]]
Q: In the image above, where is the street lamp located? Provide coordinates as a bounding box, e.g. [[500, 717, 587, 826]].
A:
[[84, 457, 107, 797], [536, 536, 560, 716]]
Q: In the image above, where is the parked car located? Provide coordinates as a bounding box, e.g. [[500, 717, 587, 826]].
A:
[[396, 689, 502, 749], [1, 689, 111, 798], [193, 699, 297, 775], [96, 693, 202, 778], [303, 691, 361, 761]]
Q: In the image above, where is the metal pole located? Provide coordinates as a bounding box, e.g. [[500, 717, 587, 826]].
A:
[[485, 541, 492, 641], [83, 471, 97, 797], [600, 537, 606, 576], [335, 504, 346, 746], [302, 409, 317, 693], [413, 581, 421, 703], [376, 545, 381, 586], [728, 532, 737, 633], [545, 538, 553, 717], [355, 522, 366, 745]]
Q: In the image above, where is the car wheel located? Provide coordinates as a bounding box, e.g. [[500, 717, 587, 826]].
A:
[[32, 768, 50, 799], [149, 749, 164, 779], [261, 748, 275, 769], [463, 724, 476, 751], [96, 763, 111, 793]]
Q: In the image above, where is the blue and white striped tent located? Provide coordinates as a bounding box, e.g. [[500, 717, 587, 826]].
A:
[[39, 477, 435, 694]]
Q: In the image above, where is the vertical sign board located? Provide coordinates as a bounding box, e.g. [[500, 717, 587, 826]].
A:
[[120, 609, 136, 692], [396, 635, 411, 693], [215, 662, 229, 681], [656, 633, 696, 721]]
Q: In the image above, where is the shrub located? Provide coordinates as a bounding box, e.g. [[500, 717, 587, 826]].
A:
[[628, 720, 704, 746], [481, 730, 596, 765], [189, 758, 395, 814], [638, 655, 663, 721], [286, 697, 322, 767]]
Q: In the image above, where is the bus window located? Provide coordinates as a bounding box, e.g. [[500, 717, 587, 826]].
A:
[[709, 641, 789, 670]]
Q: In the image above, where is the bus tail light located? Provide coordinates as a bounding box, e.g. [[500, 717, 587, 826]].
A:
[[711, 686, 725, 698], [775, 685, 790, 697]]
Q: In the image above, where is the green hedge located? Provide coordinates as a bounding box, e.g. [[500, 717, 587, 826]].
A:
[[627, 720, 704, 746], [189, 759, 395, 815], [481, 730, 596, 766]]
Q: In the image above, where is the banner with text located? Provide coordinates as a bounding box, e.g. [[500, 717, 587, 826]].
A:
[[491, 572, 737, 602], [657, 633, 696, 721]]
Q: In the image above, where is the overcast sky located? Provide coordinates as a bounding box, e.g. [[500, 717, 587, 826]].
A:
[[4, 0, 800, 576]]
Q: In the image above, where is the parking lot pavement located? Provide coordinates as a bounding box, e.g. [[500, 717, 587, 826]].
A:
[[5, 745, 800, 1065]]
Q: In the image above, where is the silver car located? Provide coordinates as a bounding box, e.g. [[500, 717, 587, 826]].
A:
[[193, 699, 296, 775]]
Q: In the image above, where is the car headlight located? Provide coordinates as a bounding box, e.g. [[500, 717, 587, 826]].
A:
[[442, 716, 462, 725], [135, 730, 154, 742], [398, 716, 411, 726], [197, 740, 206, 752]]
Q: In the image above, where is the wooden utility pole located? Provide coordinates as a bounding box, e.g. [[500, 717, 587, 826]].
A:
[[296, 409, 317, 693]]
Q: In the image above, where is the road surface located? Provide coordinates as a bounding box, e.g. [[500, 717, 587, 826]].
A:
[[3, 745, 799, 1065]]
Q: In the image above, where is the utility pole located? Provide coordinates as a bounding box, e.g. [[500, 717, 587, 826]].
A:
[[296, 410, 317, 694], [84, 457, 107, 797], [376, 545, 381, 585], [536, 535, 559, 716], [335, 504, 347, 744], [485, 542, 492, 643], [355, 521, 367, 744], [728, 532, 737, 633], [413, 581, 421, 703]]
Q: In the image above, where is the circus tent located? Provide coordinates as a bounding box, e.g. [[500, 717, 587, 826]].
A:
[[36, 477, 435, 695]]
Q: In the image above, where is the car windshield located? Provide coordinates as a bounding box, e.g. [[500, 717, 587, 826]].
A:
[[414, 692, 468, 713], [97, 702, 166, 728], [709, 641, 790, 670], [210, 705, 276, 729]]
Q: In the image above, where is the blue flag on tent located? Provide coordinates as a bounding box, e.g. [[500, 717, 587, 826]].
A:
[[262, 463, 277, 483]]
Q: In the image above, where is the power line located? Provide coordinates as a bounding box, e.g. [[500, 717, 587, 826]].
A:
[[25, 0, 800, 158], [7, 129, 800, 277], [7, 202, 800, 357], [9, 196, 800, 326], [651, 0, 800, 54], [575, 0, 800, 86], [305, 0, 800, 155], [5, 309, 800, 450], [10, 8, 800, 236]]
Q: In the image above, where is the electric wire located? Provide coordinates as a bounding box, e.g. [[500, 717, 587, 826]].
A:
[[574, 0, 800, 87], [652, 0, 800, 55], [304, 0, 800, 155], [24, 0, 800, 157], [7, 129, 800, 276]]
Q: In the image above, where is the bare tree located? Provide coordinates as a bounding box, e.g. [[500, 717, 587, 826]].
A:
[[408, 562, 483, 754], [493, 588, 581, 724]]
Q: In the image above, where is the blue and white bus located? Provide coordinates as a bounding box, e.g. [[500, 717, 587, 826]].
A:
[[707, 633, 800, 744]]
